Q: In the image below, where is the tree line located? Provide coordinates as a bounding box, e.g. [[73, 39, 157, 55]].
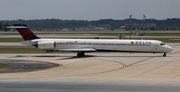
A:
[[0, 18, 180, 30]]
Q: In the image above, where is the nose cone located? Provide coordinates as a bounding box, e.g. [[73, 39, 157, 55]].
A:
[[165, 45, 173, 52]]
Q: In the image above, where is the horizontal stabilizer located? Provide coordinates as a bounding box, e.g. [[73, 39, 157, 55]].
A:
[[6, 26, 28, 29]]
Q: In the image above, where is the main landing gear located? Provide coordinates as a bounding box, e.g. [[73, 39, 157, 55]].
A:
[[77, 52, 85, 57], [163, 53, 166, 57]]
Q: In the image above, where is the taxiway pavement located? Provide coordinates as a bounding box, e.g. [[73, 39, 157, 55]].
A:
[[0, 43, 180, 91]]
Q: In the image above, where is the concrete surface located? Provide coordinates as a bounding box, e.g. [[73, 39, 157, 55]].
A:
[[0, 43, 180, 91]]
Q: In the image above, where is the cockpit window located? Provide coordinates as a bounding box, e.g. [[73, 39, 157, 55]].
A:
[[160, 42, 165, 46]]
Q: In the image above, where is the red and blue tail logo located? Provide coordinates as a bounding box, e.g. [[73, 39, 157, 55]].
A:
[[13, 24, 40, 40]]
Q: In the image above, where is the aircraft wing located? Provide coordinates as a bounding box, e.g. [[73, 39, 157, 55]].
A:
[[57, 48, 96, 52]]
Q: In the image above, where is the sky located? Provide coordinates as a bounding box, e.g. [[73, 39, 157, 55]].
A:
[[0, 0, 179, 20]]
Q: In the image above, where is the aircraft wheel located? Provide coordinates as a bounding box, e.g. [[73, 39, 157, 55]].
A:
[[77, 52, 85, 57], [163, 53, 166, 57]]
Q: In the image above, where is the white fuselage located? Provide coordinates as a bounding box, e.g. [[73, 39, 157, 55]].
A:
[[23, 39, 173, 53]]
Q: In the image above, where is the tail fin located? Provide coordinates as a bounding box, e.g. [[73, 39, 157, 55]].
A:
[[13, 24, 40, 40]]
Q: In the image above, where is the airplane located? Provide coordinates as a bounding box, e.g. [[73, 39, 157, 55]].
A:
[[7, 24, 173, 57]]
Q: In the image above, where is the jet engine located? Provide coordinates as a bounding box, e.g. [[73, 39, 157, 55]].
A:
[[36, 41, 56, 50]]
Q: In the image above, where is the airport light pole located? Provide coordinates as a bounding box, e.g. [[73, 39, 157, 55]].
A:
[[143, 14, 146, 36], [129, 14, 132, 39]]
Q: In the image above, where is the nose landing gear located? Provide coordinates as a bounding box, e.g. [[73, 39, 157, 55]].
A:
[[163, 53, 166, 57]]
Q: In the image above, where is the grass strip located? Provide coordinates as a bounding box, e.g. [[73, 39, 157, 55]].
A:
[[135, 38, 180, 43], [0, 64, 8, 69], [0, 38, 23, 42], [0, 48, 45, 53]]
